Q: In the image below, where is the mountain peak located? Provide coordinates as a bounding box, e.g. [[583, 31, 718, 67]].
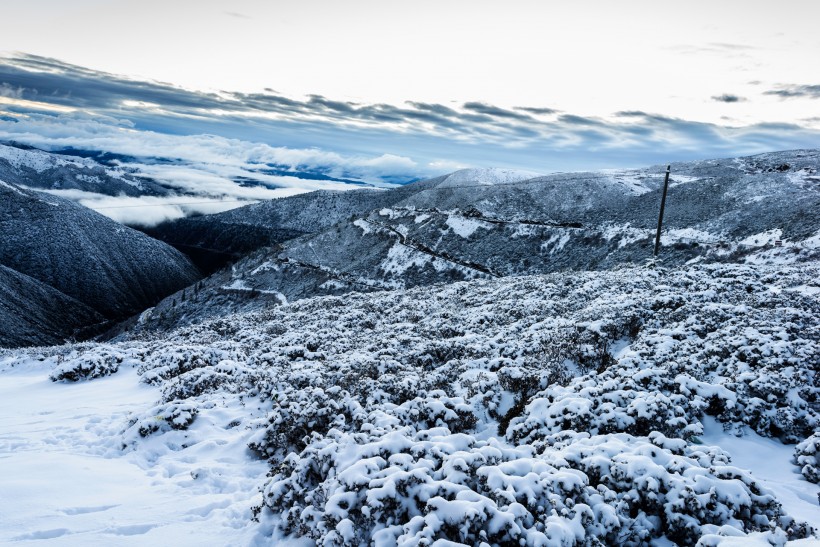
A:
[[436, 167, 542, 188]]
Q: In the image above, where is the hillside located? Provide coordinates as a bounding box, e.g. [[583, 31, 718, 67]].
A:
[[132, 149, 820, 333], [0, 179, 200, 344], [139, 174, 459, 272], [0, 142, 169, 197], [3, 259, 817, 544], [0, 264, 104, 347]]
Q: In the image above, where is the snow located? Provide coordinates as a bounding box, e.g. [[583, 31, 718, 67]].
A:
[[741, 229, 784, 247], [541, 231, 572, 253], [786, 284, 820, 296], [437, 168, 541, 188], [669, 174, 704, 187], [701, 416, 820, 530], [445, 214, 489, 238], [0, 144, 94, 172], [353, 218, 373, 234], [602, 223, 651, 248], [0, 178, 26, 195], [663, 228, 720, 244], [802, 230, 820, 249], [601, 169, 653, 194], [381, 242, 433, 276], [222, 279, 252, 291], [0, 365, 277, 546]]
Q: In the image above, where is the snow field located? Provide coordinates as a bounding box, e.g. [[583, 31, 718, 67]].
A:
[[1, 260, 818, 545], [0, 361, 275, 546]]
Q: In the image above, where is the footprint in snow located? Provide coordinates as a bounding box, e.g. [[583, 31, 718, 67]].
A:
[[60, 504, 119, 515]]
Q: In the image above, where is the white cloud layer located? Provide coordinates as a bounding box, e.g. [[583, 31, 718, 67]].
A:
[[2, 53, 820, 194], [34, 188, 272, 226]]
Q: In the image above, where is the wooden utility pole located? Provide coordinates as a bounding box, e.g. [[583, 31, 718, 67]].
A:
[[653, 165, 671, 257]]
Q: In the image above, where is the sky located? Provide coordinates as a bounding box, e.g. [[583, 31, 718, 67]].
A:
[[1, 0, 819, 192]]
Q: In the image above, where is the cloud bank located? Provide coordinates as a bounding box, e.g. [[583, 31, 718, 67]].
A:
[[2, 53, 820, 181], [35, 188, 265, 226], [764, 84, 820, 100]]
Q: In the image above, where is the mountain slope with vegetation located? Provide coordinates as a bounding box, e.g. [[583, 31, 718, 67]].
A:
[[0, 179, 200, 346], [5, 259, 817, 545], [0, 264, 104, 347], [134, 149, 820, 334]]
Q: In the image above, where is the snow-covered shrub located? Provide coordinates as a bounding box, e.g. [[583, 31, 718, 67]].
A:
[[249, 386, 366, 458], [261, 428, 799, 546], [123, 400, 199, 440], [509, 367, 700, 444], [39, 260, 812, 544], [137, 344, 247, 385], [160, 359, 253, 401], [794, 433, 820, 483], [50, 347, 123, 382]]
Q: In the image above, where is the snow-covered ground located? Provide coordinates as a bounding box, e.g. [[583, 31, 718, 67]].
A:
[[0, 362, 278, 546], [701, 417, 819, 530], [1, 260, 818, 545]]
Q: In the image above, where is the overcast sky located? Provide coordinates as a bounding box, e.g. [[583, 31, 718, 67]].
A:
[[1, 0, 819, 178]]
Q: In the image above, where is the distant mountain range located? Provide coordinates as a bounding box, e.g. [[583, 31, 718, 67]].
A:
[[0, 142, 391, 205], [1, 142, 817, 345], [0, 142, 169, 197]]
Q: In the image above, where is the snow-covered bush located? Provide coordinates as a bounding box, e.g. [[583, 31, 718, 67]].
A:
[[27, 260, 816, 544], [794, 433, 820, 484], [123, 400, 199, 442], [137, 343, 248, 385], [50, 347, 124, 382], [261, 427, 799, 545]]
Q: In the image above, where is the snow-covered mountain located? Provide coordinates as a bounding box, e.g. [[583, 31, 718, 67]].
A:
[[0, 142, 169, 196], [0, 179, 200, 346], [3, 260, 817, 544], [435, 167, 542, 187], [134, 150, 820, 333], [141, 185, 411, 271], [147, 169, 544, 264], [0, 147, 818, 545]]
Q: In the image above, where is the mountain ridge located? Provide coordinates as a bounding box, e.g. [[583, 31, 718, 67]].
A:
[[123, 148, 820, 335], [0, 179, 201, 346]]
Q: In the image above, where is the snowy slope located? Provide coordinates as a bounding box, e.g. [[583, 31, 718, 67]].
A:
[[0, 180, 200, 328], [436, 167, 542, 188], [0, 364, 274, 546], [135, 149, 820, 333], [0, 143, 168, 197], [2, 260, 818, 545], [143, 186, 409, 265], [0, 265, 104, 347]]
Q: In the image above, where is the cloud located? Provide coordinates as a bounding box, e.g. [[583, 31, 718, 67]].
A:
[[0, 82, 24, 99], [0, 54, 566, 144], [664, 43, 756, 57], [764, 84, 820, 99], [2, 53, 820, 182], [712, 94, 746, 103], [462, 102, 533, 120], [0, 110, 427, 185], [557, 114, 607, 127], [31, 188, 265, 226], [514, 106, 558, 116]]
